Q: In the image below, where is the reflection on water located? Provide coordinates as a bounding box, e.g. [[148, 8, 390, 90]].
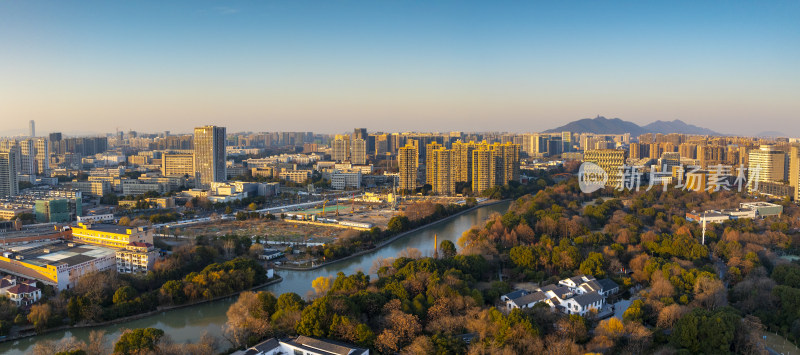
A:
[[0, 201, 510, 355]]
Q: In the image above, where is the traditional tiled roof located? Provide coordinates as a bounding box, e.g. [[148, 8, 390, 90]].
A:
[[6, 283, 39, 295]]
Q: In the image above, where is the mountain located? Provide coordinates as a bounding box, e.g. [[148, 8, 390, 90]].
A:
[[642, 120, 720, 136], [543, 116, 646, 136], [755, 131, 786, 138], [544, 116, 721, 136]]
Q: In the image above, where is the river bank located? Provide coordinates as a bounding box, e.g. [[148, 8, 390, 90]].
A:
[[276, 199, 509, 271], [0, 276, 283, 344], [0, 201, 512, 355]]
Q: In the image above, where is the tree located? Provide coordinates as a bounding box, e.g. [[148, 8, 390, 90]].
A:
[[439, 240, 457, 259], [28, 303, 52, 332], [224, 291, 274, 348], [113, 286, 137, 305], [387, 216, 410, 233], [579, 252, 606, 278], [623, 299, 644, 323], [113, 328, 165, 355], [118, 217, 131, 226], [312, 276, 332, 296]]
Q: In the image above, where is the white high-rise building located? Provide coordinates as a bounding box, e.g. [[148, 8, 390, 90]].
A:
[[748, 145, 786, 192], [19, 139, 36, 176], [332, 135, 350, 162]]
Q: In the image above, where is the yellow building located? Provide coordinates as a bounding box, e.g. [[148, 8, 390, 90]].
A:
[[0, 241, 116, 290], [583, 149, 627, 188], [491, 142, 520, 185], [398, 143, 418, 192], [70, 223, 154, 249], [430, 148, 455, 195], [471, 147, 496, 194], [161, 153, 195, 177], [451, 140, 478, 184], [789, 146, 800, 201], [425, 142, 443, 187]]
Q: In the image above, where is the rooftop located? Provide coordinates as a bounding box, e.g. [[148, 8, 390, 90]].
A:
[[74, 223, 146, 234], [3, 241, 115, 268]]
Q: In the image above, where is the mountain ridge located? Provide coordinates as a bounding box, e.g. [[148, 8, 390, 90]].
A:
[[543, 116, 721, 136]]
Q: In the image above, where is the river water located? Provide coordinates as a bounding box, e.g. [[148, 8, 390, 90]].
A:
[[0, 201, 510, 354]]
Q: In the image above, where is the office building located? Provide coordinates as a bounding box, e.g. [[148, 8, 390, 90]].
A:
[[398, 143, 418, 192], [162, 153, 195, 177], [194, 125, 226, 188], [748, 145, 786, 192], [584, 149, 627, 188], [29, 120, 35, 138], [0, 151, 19, 197], [351, 138, 367, 165], [71, 223, 154, 249], [332, 135, 350, 162], [34, 199, 71, 223], [330, 171, 362, 190]]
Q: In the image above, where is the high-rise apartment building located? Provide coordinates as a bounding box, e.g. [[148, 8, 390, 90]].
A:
[[0, 151, 19, 197], [19, 139, 36, 175], [629, 143, 641, 160], [748, 145, 786, 192], [193, 125, 226, 188], [471, 147, 495, 194], [492, 142, 520, 185], [789, 146, 800, 201], [451, 140, 477, 183], [583, 149, 627, 188], [332, 135, 350, 162], [34, 138, 49, 176], [430, 148, 454, 195], [425, 142, 443, 186], [398, 143, 418, 192], [351, 138, 367, 165]]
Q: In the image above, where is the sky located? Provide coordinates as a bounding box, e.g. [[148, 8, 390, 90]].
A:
[[0, 0, 798, 136]]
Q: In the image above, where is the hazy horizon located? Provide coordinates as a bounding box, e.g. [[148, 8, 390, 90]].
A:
[[1, 0, 798, 136]]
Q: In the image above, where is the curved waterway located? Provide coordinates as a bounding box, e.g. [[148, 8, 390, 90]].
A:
[[0, 201, 511, 354]]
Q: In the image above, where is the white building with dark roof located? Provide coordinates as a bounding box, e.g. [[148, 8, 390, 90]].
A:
[[232, 336, 369, 355], [501, 275, 619, 316]]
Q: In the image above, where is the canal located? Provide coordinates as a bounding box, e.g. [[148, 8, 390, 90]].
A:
[[0, 201, 511, 354]]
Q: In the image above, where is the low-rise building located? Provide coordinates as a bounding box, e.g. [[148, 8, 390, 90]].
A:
[[232, 335, 369, 355], [71, 223, 154, 249], [501, 275, 619, 316], [116, 242, 158, 274], [0, 241, 116, 290], [330, 171, 362, 190]]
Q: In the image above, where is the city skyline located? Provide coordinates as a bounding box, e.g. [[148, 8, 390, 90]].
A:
[[1, 0, 799, 135]]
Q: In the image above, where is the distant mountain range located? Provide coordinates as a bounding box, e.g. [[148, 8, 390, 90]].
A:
[[543, 116, 721, 136]]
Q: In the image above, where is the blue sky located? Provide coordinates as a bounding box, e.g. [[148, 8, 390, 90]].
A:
[[0, 0, 798, 135]]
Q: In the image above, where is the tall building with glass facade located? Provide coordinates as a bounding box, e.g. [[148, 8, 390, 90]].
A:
[[194, 125, 226, 188], [748, 145, 786, 192]]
